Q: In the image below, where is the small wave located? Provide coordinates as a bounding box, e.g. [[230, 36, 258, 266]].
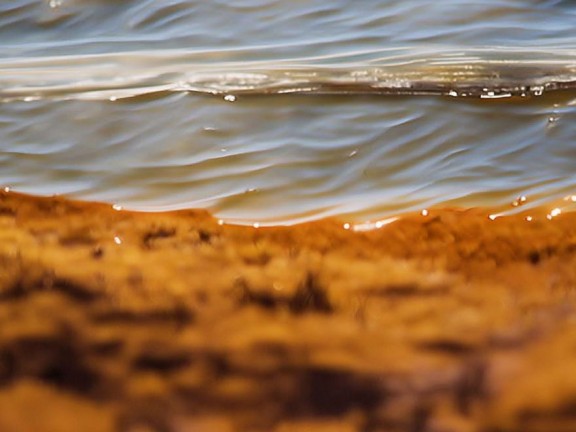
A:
[[1, 47, 576, 102]]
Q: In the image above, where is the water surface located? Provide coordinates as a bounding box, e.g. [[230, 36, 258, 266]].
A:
[[1, 0, 576, 224]]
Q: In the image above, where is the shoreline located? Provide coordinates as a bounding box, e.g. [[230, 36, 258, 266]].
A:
[[1, 190, 576, 431]]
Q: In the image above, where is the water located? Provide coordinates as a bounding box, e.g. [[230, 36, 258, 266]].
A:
[[1, 0, 576, 224]]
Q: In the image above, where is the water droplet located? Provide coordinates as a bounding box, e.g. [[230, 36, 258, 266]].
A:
[[512, 195, 527, 207], [343, 223, 351, 230], [114, 236, 122, 245], [550, 208, 562, 217], [3, 186, 10, 193], [224, 95, 236, 102], [526, 216, 533, 222], [421, 209, 429, 217], [448, 90, 458, 97]]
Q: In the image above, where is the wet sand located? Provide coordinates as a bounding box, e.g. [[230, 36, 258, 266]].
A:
[[1, 190, 576, 432]]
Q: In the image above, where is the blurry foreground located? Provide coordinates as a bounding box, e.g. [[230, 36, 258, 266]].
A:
[[1, 191, 576, 431]]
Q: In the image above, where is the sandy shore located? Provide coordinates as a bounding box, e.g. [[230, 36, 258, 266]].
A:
[[1, 190, 576, 431]]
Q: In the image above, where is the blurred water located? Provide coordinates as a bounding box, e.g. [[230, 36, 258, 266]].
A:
[[0, 0, 575, 224]]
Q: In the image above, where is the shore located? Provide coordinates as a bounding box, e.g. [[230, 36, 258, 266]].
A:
[[1, 190, 576, 431]]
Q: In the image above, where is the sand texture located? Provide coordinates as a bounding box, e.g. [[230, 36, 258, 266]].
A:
[[1, 190, 576, 431]]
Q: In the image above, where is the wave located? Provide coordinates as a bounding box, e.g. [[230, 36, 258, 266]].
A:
[[1, 47, 576, 102]]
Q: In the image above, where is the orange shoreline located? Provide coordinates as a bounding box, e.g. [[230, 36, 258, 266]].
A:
[[1, 190, 576, 432]]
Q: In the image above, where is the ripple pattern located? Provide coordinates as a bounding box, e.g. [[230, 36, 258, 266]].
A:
[[0, 0, 575, 224]]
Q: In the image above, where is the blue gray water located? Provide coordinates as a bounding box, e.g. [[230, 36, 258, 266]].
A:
[[1, 0, 576, 224]]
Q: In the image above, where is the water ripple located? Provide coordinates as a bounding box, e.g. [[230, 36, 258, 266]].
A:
[[1, 0, 576, 223]]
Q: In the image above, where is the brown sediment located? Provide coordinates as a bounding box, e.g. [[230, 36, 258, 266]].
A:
[[1, 190, 576, 431]]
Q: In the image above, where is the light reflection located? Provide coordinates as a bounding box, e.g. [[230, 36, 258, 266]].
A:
[[253, 222, 260, 229], [224, 95, 237, 102], [512, 195, 527, 207], [114, 236, 122, 245], [546, 208, 562, 221], [526, 216, 533, 222], [550, 208, 562, 217], [3, 186, 9, 193], [217, 219, 224, 226], [352, 217, 398, 232], [343, 223, 351, 230], [112, 204, 123, 211], [488, 214, 500, 221], [421, 209, 429, 217]]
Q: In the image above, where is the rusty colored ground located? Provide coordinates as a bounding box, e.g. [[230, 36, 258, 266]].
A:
[[1, 190, 576, 432]]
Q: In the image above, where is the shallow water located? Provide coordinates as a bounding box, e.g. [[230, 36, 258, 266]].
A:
[[1, 0, 576, 224]]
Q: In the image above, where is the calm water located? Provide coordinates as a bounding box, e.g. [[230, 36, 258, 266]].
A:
[[1, 0, 576, 224]]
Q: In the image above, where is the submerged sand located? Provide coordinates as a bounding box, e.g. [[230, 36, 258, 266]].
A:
[[1, 190, 576, 431]]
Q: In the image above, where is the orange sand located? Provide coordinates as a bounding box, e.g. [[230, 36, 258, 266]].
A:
[[1, 190, 576, 431]]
